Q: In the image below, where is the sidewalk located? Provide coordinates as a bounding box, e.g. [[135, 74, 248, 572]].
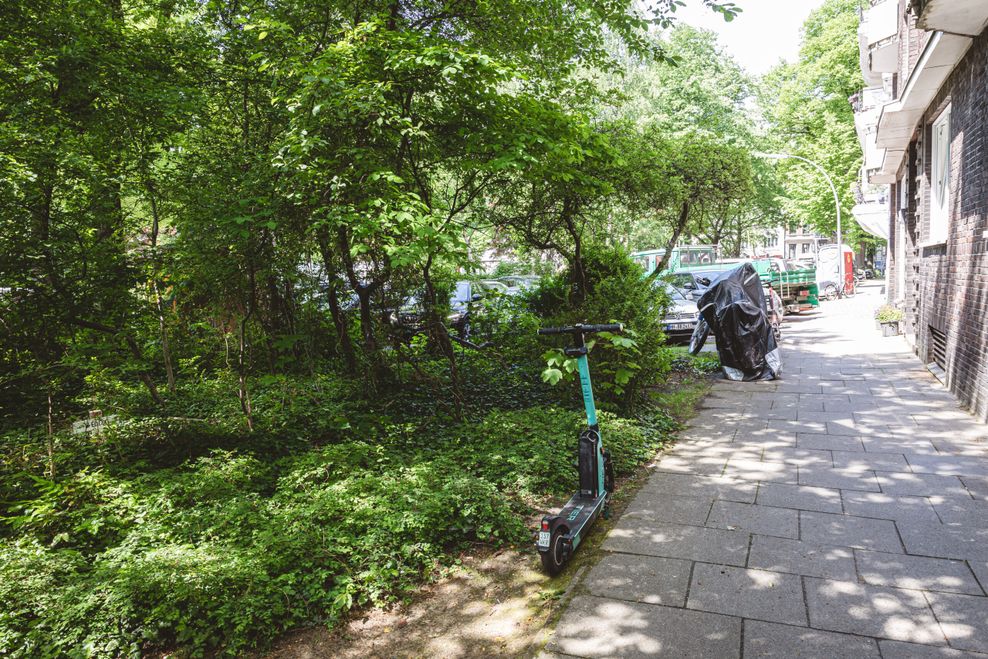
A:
[[543, 282, 988, 658]]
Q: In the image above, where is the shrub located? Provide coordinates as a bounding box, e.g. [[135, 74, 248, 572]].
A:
[[875, 304, 904, 323], [527, 243, 672, 410], [0, 370, 686, 656]]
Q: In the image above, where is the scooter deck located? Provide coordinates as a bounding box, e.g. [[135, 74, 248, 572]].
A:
[[558, 491, 607, 550]]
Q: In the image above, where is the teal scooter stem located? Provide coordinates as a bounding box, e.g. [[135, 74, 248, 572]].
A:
[[536, 323, 622, 575]]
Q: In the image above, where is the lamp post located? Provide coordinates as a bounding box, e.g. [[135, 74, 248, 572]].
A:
[[756, 152, 844, 296]]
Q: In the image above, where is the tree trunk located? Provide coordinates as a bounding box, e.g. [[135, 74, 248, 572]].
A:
[[317, 230, 358, 373], [237, 312, 254, 432], [145, 177, 176, 393], [652, 201, 691, 278], [562, 199, 587, 303], [423, 258, 463, 419]]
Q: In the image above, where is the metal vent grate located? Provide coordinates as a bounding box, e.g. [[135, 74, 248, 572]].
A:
[[929, 326, 947, 370], [927, 326, 948, 384]]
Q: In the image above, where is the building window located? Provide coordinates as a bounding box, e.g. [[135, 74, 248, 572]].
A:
[[801, 243, 810, 254], [930, 105, 951, 243]]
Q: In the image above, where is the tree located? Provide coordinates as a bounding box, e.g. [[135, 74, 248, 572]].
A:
[[762, 0, 865, 241], [615, 125, 755, 272]]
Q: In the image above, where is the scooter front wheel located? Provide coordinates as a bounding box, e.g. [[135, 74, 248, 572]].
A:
[[540, 527, 569, 576]]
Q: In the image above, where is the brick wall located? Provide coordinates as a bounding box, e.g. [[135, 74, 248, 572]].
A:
[[891, 28, 988, 421]]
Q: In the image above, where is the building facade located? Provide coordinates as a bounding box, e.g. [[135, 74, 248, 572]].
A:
[[853, 0, 988, 420]]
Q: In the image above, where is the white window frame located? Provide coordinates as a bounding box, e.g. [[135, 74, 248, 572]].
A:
[[929, 105, 951, 244]]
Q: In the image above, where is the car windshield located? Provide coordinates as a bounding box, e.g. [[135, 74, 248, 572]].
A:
[[663, 283, 687, 301], [670, 273, 695, 289]]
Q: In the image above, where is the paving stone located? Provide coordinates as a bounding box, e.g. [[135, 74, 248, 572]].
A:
[[855, 549, 984, 595], [706, 500, 799, 538], [879, 640, 988, 658], [722, 458, 798, 485], [734, 434, 798, 449], [744, 620, 881, 658], [906, 456, 988, 478], [897, 522, 988, 561], [765, 408, 799, 421], [926, 591, 988, 654], [653, 453, 728, 476], [756, 482, 844, 513], [875, 472, 973, 498], [865, 436, 941, 456], [841, 491, 941, 524], [583, 553, 692, 606], [761, 447, 834, 467], [834, 450, 911, 472], [930, 496, 988, 527], [798, 411, 858, 423], [636, 472, 757, 504], [603, 521, 750, 566], [687, 563, 807, 626], [799, 465, 881, 492], [548, 595, 742, 658], [797, 433, 866, 452], [959, 476, 988, 502], [967, 562, 988, 594], [770, 419, 828, 435], [825, 420, 876, 436], [803, 394, 853, 408], [621, 493, 714, 526], [804, 578, 945, 644], [799, 511, 904, 552], [747, 535, 857, 580]]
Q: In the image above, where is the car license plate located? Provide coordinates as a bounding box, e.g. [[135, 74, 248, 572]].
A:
[[537, 531, 551, 547], [666, 323, 693, 330]]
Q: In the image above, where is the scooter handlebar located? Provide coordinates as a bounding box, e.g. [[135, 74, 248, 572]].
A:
[[538, 323, 624, 336]]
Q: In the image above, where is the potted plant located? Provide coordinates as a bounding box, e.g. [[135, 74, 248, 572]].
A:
[[875, 304, 904, 336]]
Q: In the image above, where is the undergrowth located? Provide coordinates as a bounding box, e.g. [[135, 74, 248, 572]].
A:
[[0, 369, 690, 657]]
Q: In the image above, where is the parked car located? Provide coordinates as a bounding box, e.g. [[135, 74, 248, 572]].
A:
[[668, 271, 715, 301], [661, 283, 700, 344], [496, 275, 540, 296], [392, 279, 508, 338]]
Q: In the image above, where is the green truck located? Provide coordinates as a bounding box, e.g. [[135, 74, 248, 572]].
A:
[[634, 251, 819, 313], [699, 259, 818, 313]]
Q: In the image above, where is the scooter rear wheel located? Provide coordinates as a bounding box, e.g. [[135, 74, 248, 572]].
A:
[[540, 527, 569, 576]]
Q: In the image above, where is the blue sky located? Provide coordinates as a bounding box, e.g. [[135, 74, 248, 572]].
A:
[[672, 0, 827, 75]]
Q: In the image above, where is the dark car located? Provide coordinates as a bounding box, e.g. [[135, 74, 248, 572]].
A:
[[391, 279, 509, 338]]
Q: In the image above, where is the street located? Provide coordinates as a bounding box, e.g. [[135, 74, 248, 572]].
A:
[[545, 281, 988, 658]]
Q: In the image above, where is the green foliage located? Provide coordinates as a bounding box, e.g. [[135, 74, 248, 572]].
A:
[[762, 0, 866, 241], [874, 305, 903, 323], [671, 351, 723, 376], [530, 243, 672, 410], [0, 394, 684, 656]]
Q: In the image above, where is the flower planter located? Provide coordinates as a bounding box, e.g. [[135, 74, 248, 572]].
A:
[[881, 321, 900, 337]]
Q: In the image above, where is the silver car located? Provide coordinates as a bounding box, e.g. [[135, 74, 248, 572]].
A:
[[661, 283, 700, 343]]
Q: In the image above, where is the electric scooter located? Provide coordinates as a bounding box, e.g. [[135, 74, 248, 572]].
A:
[[535, 323, 621, 575]]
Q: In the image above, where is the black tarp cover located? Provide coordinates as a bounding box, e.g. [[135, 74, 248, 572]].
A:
[[688, 263, 782, 381]]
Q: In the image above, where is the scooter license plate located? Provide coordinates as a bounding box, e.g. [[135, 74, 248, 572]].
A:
[[537, 531, 551, 547]]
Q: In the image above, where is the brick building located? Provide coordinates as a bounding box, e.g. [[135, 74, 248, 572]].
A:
[[853, 0, 988, 420]]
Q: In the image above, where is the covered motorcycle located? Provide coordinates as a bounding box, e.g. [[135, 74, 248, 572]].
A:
[[688, 263, 782, 381]]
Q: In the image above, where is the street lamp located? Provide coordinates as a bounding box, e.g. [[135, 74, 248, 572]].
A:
[[755, 152, 844, 296]]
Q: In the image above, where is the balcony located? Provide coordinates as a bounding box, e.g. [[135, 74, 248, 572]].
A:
[[913, 0, 988, 36], [858, 0, 899, 84], [873, 31, 973, 179], [850, 85, 892, 183]]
